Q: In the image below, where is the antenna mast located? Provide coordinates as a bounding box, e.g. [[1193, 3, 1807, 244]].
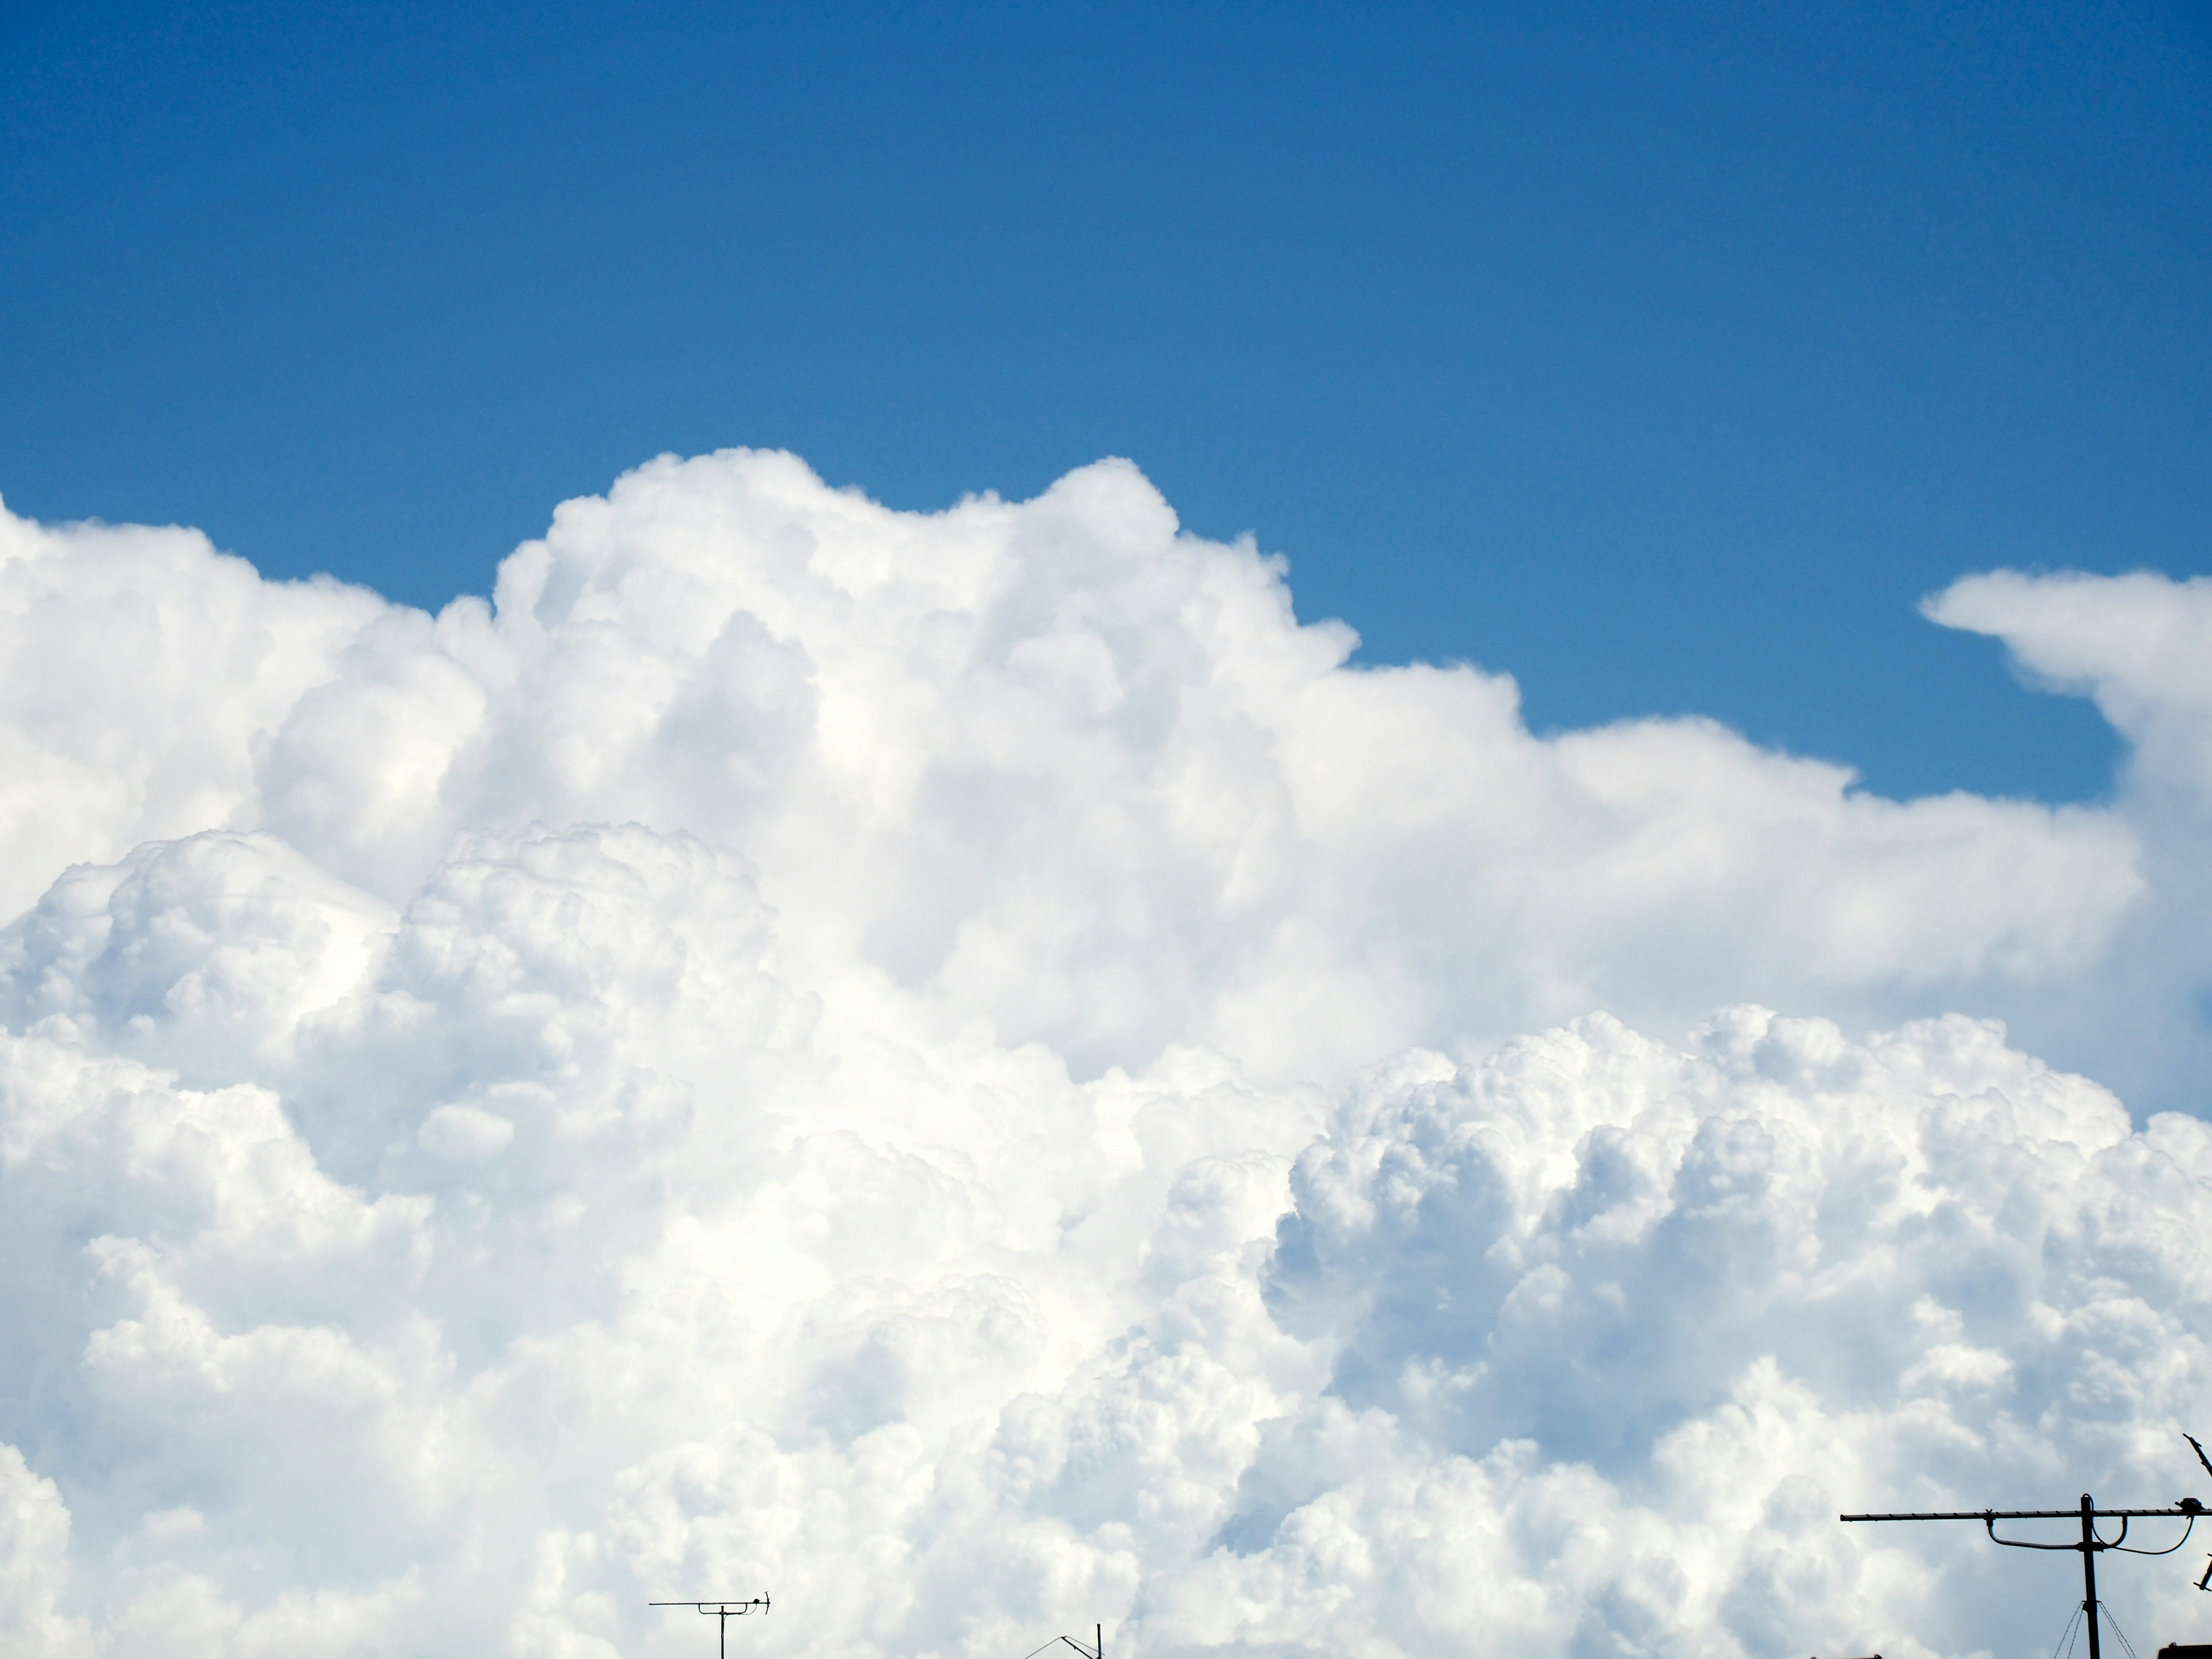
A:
[[1841, 1494, 2203, 1659], [650, 1596, 771, 1659], [1022, 1623, 1105, 1659]]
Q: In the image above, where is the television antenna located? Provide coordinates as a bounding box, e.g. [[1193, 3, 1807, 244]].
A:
[[1841, 1491, 2203, 1659], [2190, 1433, 2212, 1593], [650, 1596, 770, 1659], [1019, 1623, 1105, 1659]]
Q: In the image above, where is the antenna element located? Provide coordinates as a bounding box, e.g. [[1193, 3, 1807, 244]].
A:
[[1841, 1489, 2203, 1659], [650, 1597, 771, 1659]]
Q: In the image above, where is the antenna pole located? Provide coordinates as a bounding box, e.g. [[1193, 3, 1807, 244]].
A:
[[649, 1597, 771, 1657], [2081, 1494, 2103, 1659], [1040, 1624, 1104, 1659], [1836, 1486, 2211, 1655]]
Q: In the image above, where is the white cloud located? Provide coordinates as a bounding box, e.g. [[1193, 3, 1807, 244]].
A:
[[1927, 570, 2212, 806], [0, 462, 2209, 1656], [418, 1101, 516, 1160], [0, 1446, 92, 1659], [0, 465, 2153, 1087], [1925, 569, 2212, 1110], [0, 506, 385, 925]]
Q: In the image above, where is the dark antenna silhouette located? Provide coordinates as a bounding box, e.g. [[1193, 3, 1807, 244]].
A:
[[2192, 1435, 2212, 1591], [650, 1596, 770, 1659], [1840, 1437, 2211, 1659], [1018, 1623, 1104, 1659]]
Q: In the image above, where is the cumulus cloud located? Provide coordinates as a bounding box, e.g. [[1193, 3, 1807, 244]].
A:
[[0, 459, 2209, 1657], [1928, 570, 2212, 807], [1926, 569, 2212, 1111], [0, 464, 2154, 1084]]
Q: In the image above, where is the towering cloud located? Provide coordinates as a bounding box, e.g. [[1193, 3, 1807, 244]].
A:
[[0, 454, 2206, 1657]]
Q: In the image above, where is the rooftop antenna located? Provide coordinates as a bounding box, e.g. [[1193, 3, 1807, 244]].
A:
[[2190, 1434, 2212, 1592], [1019, 1623, 1104, 1659], [650, 1597, 770, 1659], [1841, 1437, 2211, 1659]]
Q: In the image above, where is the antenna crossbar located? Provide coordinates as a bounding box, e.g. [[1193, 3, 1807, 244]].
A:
[[1020, 1622, 1106, 1659], [1843, 1508, 2199, 1522], [1840, 1487, 2205, 1659]]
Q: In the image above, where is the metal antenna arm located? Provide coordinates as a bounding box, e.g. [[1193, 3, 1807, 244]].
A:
[[2107, 1513, 2196, 1557], [649, 1597, 772, 1659], [1985, 1513, 2084, 1552], [1843, 1509, 2196, 1522], [1019, 1623, 1105, 1659], [1836, 1493, 2212, 1659], [648, 1599, 772, 1613]]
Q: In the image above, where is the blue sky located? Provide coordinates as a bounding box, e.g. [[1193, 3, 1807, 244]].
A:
[[4, 0, 2207, 801]]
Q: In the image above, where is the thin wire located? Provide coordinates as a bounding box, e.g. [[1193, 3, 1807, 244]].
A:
[[2099, 1603, 2140, 1659], [2052, 1604, 2084, 1659]]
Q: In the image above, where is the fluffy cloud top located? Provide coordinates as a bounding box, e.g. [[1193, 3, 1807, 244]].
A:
[[0, 454, 2209, 1658]]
